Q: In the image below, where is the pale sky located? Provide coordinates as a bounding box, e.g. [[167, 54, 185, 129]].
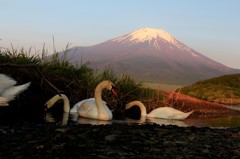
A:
[[1, 0, 240, 68]]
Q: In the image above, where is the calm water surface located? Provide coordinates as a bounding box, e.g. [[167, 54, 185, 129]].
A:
[[45, 111, 240, 128], [1, 105, 240, 128]]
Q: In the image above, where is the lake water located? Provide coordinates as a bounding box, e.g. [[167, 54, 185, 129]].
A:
[[45, 111, 240, 128], [1, 105, 240, 128]]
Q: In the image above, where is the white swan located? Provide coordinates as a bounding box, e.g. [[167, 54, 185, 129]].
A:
[[126, 101, 193, 120], [45, 80, 117, 121], [0, 74, 31, 106], [71, 80, 117, 120]]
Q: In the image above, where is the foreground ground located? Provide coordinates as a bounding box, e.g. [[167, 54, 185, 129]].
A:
[[0, 123, 240, 159]]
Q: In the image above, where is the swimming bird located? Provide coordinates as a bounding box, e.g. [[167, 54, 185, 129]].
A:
[[45, 80, 117, 121], [125, 101, 193, 120], [0, 74, 31, 106]]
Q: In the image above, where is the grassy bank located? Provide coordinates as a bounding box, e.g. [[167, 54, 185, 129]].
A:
[[0, 47, 164, 117], [142, 82, 183, 91]]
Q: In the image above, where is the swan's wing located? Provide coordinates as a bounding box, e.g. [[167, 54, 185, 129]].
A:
[[77, 100, 111, 119], [1, 82, 31, 101], [148, 107, 192, 120], [0, 74, 17, 94], [78, 100, 98, 119], [70, 98, 95, 113], [168, 110, 193, 120], [147, 107, 178, 118], [70, 98, 110, 120], [70, 98, 107, 113]]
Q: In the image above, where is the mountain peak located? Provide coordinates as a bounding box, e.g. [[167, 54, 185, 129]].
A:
[[131, 27, 175, 43], [58, 27, 239, 85], [111, 27, 176, 45]]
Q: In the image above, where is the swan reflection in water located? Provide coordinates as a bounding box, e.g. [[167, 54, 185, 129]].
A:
[[125, 116, 188, 127], [45, 112, 112, 125], [45, 112, 188, 127]]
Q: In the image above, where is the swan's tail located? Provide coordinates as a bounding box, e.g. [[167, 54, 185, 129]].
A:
[[0, 97, 9, 106], [183, 110, 194, 119], [1, 82, 31, 101], [171, 110, 194, 120]]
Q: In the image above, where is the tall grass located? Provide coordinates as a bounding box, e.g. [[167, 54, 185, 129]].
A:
[[0, 46, 41, 64], [0, 46, 164, 114]]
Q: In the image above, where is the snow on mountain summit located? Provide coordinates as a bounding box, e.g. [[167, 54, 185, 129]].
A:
[[112, 27, 176, 44], [130, 27, 175, 43], [110, 27, 192, 53]]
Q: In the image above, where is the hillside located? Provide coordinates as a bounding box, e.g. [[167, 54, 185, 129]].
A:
[[178, 74, 240, 105], [54, 27, 240, 85], [159, 90, 240, 118]]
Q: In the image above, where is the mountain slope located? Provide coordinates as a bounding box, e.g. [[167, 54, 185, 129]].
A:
[[178, 74, 240, 105], [58, 27, 240, 85]]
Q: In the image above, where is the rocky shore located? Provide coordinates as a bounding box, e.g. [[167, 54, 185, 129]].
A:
[[1, 122, 240, 159]]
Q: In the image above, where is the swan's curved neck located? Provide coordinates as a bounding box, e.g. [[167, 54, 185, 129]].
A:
[[62, 95, 70, 113], [127, 101, 147, 116], [94, 82, 108, 118], [48, 94, 70, 113]]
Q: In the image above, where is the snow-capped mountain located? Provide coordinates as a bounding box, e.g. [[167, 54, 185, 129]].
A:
[[57, 27, 240, 85], [111, 28, 185, 50]]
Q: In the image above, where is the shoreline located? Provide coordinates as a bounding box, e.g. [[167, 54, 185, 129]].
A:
[[1, 123, 240, 158]]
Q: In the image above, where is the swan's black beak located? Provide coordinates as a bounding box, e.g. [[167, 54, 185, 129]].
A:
[[111, 85, 117, 96], [44, 104, 49, 112], [43, 104, 49, 120]]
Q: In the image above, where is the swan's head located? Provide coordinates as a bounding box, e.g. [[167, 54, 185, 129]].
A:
[[44, 94, 63, 111], [125, 102, 134, 109], [103, 80, 117, 96]]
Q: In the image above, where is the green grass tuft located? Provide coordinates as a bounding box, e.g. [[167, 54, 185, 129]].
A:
[[0, 46, 164, 115]]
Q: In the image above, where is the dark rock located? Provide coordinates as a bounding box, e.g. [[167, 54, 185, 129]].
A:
[[0, 123, 240, 158]]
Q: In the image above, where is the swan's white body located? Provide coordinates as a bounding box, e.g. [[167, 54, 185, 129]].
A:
[[45, 80, 117, 121], [70, 98, 99, 113], [126, 101, 193, 120], [0, 74, 31, 106]]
